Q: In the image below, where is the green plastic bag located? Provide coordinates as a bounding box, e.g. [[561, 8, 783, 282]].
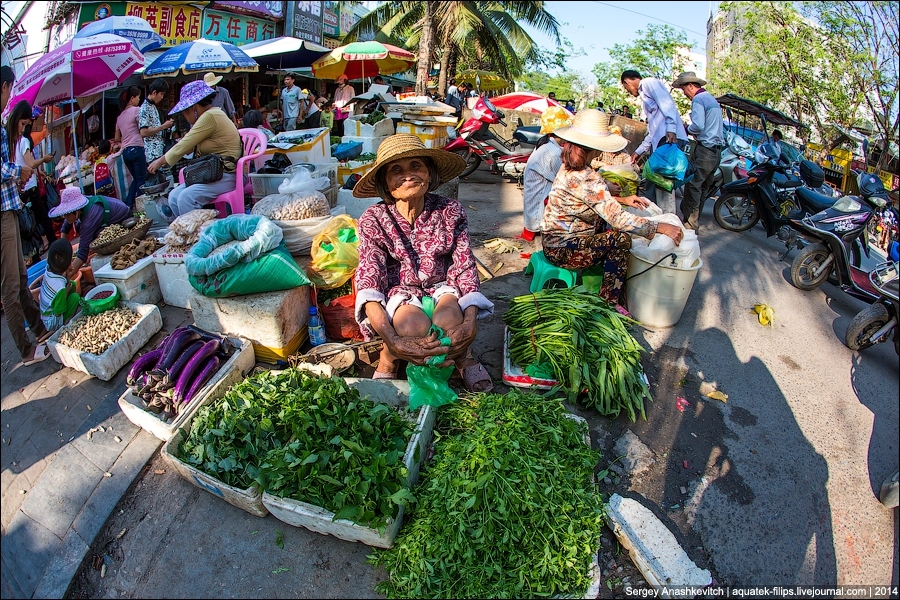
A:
[[642, 161, 674, 192], [406, 297, 458, 410], [189, 242, 310, 297]]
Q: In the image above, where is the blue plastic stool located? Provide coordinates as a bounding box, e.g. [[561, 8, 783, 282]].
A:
[[524, 251, 579, 293]]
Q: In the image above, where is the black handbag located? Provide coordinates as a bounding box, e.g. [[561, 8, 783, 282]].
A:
[[181, 154, 227, 187]]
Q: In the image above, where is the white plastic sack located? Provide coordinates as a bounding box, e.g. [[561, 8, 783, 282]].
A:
[[630, 213, 701, 269], [273, 206, 350, 256], [251, 168, 331, 220], [623, 200, 664, 219]]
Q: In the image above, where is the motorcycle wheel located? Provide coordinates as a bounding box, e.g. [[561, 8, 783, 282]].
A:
[[714, 192, 759, 232], [844, 302, 890, 351], [454, 148, 481, 178], [791, 243, 832, 290]]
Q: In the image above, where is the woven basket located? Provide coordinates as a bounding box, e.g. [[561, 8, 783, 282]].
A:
[[91, 220, 153, 256]]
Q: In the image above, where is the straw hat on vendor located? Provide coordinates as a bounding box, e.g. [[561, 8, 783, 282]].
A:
[[49, 188, 132, 278], [351, 133, 495, 393]]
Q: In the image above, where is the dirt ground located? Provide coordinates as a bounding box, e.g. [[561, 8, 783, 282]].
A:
[[64, 168, 716, 599]]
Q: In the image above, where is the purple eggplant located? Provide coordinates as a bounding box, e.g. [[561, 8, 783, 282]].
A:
[[154, 329, 201, 375], [172, 339, 220, 403], [127, 347, 164, 387], [164, 340, 204, 385], [183, 356, 220, 406]]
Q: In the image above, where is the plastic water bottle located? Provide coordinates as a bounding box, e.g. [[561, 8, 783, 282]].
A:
[[308, 306, 327, 347]]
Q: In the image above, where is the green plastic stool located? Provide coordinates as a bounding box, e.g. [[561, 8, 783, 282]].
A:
[[524, 251, 579, 293]]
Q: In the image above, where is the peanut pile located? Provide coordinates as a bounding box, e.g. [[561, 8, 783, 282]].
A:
[[58, 306, 140, 355], [93, 217, 153, 247]]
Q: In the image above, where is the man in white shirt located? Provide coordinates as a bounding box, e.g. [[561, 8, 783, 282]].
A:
[[281, 73, 302, 131], [621, 69, 688, 214], [204, 73, 238, 126]]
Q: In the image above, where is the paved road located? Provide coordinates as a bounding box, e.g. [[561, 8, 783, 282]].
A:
[[2, 166, 897, 598]]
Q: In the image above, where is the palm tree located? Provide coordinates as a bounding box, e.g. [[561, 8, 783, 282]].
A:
[[343, 1, 560, 96]]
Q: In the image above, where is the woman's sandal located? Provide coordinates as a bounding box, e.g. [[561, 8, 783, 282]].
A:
[[20, 343, 51, 367], [459, 362, 494, 393]]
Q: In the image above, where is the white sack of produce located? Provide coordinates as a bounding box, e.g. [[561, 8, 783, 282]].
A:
[[251, 169, 331, 221], [163, 208, 218, 252], [622, 199, 664, 219], [630, 212, 700, 269], [185, 214, 284, 277], [273, 205, 350, 256]]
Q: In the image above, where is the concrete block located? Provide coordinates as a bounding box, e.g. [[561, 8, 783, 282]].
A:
[[72, 430, 160, 544], [605, 494, 712, 590], [32, 528, 89, 600], [613, 430, 656, 477], [1, 510, 60, 598], [20, 444, 104, 539]]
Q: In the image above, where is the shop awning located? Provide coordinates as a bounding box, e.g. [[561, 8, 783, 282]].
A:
[[240, 36, 330, 71], [716, 93, 805, 129]]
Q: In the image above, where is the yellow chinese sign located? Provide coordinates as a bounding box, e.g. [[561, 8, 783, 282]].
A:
[[126, 3, 203, 47]]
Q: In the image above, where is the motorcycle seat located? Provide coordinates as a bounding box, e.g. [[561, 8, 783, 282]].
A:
[[514, 126, 543, 146], [796, 186, 838, 213], [773, 172, 802, 188]]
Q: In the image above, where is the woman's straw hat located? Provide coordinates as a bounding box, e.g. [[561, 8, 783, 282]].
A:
[[203, 72, 223, 87], [49, 188, 90, 218], [352, 134, 466, 199], [554, 109, 629, 152]]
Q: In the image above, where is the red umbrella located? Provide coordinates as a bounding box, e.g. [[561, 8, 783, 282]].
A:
[[491, 92, 573, 117]]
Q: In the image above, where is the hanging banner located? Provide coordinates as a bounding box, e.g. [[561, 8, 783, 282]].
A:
[[202, 8, 276, 46], [289, 1, 324, 45], [125, 4, 203, 47], [323, 1, 339, 37], [211, 1, 284, 21]]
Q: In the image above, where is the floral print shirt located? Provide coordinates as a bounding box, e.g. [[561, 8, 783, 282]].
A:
[[541, 166, 657, 242], [354, 193, 493, 332], [139, 100, 165, 163]]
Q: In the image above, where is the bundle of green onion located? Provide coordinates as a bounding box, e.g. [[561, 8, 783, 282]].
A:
[[503, 286, 652, 420]]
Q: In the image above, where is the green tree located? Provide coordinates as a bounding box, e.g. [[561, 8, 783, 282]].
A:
[[711, 1, 861, 149], [343, 1, 560, 96], [517, 37, 587, 100], [803, 1, 899, 171], [591, 24, 696, 117]]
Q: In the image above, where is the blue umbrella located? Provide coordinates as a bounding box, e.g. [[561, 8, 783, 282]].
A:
[[74, 15, 164, 53], [143, 39, 258, 78]]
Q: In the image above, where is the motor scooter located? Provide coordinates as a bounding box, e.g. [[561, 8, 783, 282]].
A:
[[444, 96, 537, 184], [843, 242, 899, 354], [788, 170, 892, 299], [706, 130, 756, 199]]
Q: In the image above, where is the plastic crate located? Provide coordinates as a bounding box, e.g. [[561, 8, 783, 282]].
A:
[[249, 173, 291, 197], [118, 336, 255, 441], [261, 378, 435, 548]]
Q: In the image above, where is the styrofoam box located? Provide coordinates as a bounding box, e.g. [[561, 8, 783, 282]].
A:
[[340, 135, 389, 156], [90, 252, 113, 271], [337, 188, 381, 220], [93, 254, 162, 305], [118, 336, 255, 441], [188, 285, 311, 360], [47, 302, 163, 381], [344, 114, 395, 138], [262, 378, 435, 548], [151, 249, 190, 309], [254, 127, 331, 170], [395, 122, 449, 149]]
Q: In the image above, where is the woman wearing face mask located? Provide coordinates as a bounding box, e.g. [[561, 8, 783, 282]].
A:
[[146, 81, 242, 219]]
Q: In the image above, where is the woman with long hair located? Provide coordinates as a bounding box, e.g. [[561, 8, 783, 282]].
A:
[[7, 100, 54, 257], [115, 86, 146, 208]]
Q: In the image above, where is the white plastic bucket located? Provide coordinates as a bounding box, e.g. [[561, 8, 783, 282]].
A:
[[625, 254, 703, 328]]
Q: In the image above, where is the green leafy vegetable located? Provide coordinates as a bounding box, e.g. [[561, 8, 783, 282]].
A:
[[360, 110, 386, 125], [369, 390, 604, 598], [503, 285, 652, 420]]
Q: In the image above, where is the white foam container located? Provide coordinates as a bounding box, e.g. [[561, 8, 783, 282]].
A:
[[118, 336, 255, 441], [93, 254, 162, 305], [337, 188, 381, 220], [151, 248, 190, 309], [262, 378, 435, 549], [340, 134, 389, 155], [343, 115, 395, 138], [47, 302, 163, 381]]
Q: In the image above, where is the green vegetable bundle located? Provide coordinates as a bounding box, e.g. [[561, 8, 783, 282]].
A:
[[178, 368, 417, 530], [369, 390, 603, 599], [503, 286, 652, 420], [361, 110, 386, 125]]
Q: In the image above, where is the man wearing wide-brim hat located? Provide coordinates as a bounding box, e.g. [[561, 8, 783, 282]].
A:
[[204, 72, 238, 126], [672, 71, 724, 232]]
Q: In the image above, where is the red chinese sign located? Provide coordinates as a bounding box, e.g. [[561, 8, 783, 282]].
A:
[[202, 8, 275, 46], [126, 3, 202, 47]]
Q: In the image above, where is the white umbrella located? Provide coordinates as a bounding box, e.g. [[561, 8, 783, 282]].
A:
[[74, 15, 165, 53]]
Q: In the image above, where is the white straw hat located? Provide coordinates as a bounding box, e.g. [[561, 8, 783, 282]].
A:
[[554, 109, 629, 152]]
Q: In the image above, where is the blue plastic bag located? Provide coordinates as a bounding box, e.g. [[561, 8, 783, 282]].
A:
[[333, 141, 362, 161], [647, 143, 689, 180]]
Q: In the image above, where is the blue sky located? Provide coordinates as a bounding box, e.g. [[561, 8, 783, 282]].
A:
[[525, 1, 720, 78]]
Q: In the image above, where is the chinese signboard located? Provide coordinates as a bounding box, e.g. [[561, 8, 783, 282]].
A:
[[211, 1, 284, 21], [202, 8, 276, 46], [289, 1, 323, 45], [339, 7, 360, 37], [126, 3, 203, 47], [322, 1, 339, 37]]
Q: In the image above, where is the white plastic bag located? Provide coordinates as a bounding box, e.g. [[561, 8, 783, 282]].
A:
[[632, 213, 701, 269], [250, 168, 331, 220], [273, 206, 350, 256], [623, 200, 664, 219]]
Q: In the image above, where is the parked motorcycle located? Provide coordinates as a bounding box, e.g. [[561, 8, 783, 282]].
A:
[[444, 96, 538, 183], [706, 129, 756, 199], [788, 170, 892, 299], [844, 242, 899, 354]]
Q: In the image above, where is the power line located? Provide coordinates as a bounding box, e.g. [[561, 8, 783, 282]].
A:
[[589, 1, 710, 43]]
